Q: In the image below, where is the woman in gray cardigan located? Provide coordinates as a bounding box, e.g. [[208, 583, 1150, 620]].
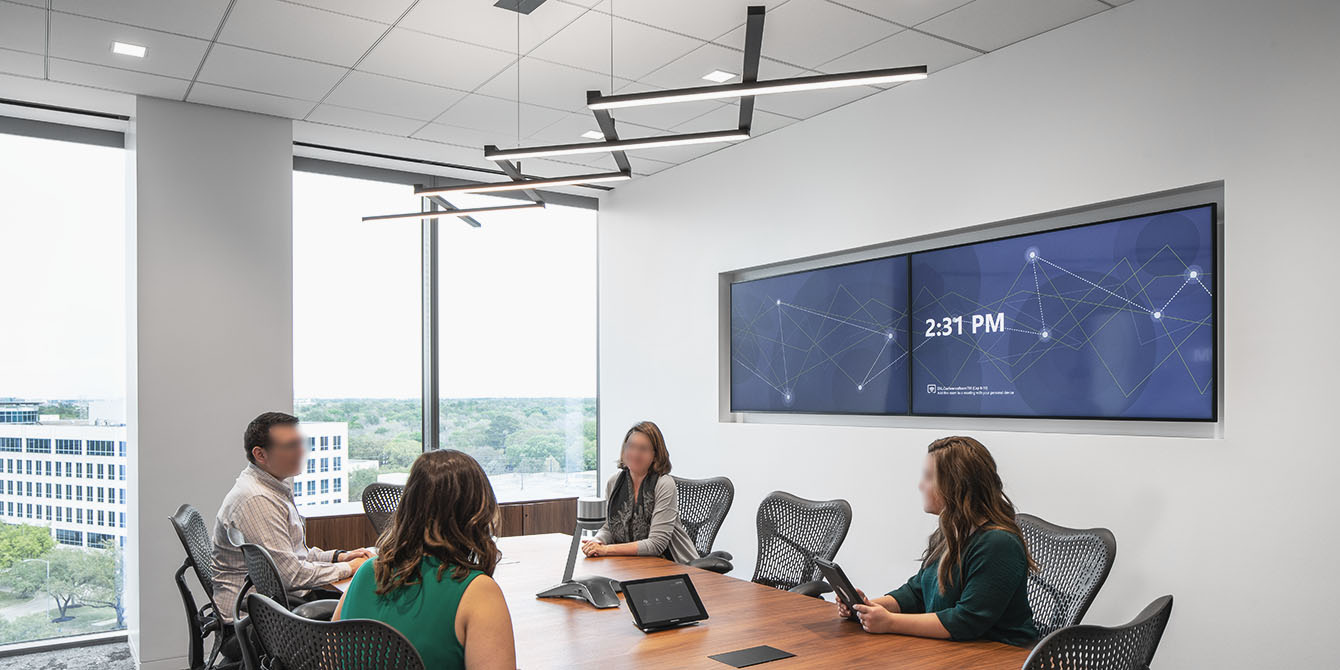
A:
[[580, 421, 698, 565]]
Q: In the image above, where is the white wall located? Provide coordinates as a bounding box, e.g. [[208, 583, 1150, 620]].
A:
[[597, 1, 1340, 667], [126, 98, 293, 669]]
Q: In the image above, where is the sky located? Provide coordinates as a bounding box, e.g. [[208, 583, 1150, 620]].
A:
[[0, 133, 597, 401]]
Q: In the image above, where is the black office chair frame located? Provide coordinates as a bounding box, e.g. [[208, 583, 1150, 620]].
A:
[[675, 475, 736, 574], [1018, 512, 1118, 636], [1023, 595, 1173, 670], [235, 593, 426, 670], [751, 491, 852, 597], [170, 503, 236, 670], [361, 482, 404, 538], [226, 527, 338, 624]]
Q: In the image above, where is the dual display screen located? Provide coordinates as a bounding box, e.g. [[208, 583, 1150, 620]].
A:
[[729, 204, 1217, 420]]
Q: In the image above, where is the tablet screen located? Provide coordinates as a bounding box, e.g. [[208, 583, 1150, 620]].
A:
[[622, 575, 708, 628]]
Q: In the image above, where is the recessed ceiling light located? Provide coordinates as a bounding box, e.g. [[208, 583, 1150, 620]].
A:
[[702, 70, 737, 83], [580, 130, 605, 140], [112, 42, 147, 58]]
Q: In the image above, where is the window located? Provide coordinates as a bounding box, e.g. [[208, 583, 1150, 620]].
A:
[[320, 457, 329, 473], [0, 438, 20, 452], [320, 436, 329, 450], [306, 459, 315, 474], [292, 169, 598, 506], [27, 438, 51, 454], [293, 171, 421, 506], [333, 478, 342, 492], [333, 456, 342, 470], [320, 479, 330, 495], [55, 439, 81, 455], [87, 440, 114, 456], [56, 529, 84, 547], [306, 481, 315, 496]]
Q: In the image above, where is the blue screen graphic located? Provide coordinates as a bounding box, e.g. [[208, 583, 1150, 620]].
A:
[[910, 205, 1215, 419], [730, 256, 910, 414]]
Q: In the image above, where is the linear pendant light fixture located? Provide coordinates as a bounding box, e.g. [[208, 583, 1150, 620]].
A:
[[414, 170, 632, 197], [587, 66, 928, 110], [483, 129, 749, 161], [362, 201, 545, 223]]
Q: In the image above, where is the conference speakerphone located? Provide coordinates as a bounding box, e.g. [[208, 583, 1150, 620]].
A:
[[622, 574, 710, 633]]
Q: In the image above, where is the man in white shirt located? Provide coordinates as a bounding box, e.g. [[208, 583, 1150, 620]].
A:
[[210, 412, 371, 621]]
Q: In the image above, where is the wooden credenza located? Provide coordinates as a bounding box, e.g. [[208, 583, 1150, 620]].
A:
[[306, 496, 578, 549]]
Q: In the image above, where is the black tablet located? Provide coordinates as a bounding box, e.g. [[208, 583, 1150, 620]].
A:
[[814, 558, 863, 620], [621, 574, 709, 632]]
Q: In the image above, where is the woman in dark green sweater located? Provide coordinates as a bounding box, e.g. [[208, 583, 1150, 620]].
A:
[[838, 436, 1039, 647]]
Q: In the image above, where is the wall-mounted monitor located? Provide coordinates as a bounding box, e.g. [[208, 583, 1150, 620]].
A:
[[727, 202, 1217, 421], [730, 255, 911, 414], [910, 204, 1216, 420]]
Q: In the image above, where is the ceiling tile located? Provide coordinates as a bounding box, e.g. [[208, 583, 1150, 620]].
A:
[[324, 71, 463, 120], [48, 12, 211, 80], [561, 152, 677, 176], [53, 0, 231, 39], [671, 101, 797, 136], [820, 27, 978, 74], [358, 28, 516, 92], [0, 47, 44, 79], [917, 0, 1107, 52], [608, 0, 789, 42], [412, 122, 502, 151], [400, 0, 587, 54], [526, 3, 703, 82], [713, 0, 900, 69], [638, 42, 805, 92], [279, 0, 416, 24], [196, 43, 346, 100], [49, 57, 189, 98], [0, 3, 46, 54], [832, 0, 976, 27], [307, 103, 426, 135], [217, 0, 386, 67], [475, 57, 634, 112], [432, 93, 568, 139], [186, 82, 319, 118]]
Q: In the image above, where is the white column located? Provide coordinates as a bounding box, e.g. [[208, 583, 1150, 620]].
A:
[[125, 98, 293, 669]]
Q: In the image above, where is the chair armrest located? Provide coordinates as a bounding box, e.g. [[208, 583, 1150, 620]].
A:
[[292, 598, 339, 622], [688, 556, 734, 574], [788, 579, 832, 598], [706, 550, 734, 561]]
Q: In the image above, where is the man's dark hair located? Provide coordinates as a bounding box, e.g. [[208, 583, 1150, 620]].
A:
[[244, 411, 299, 464]]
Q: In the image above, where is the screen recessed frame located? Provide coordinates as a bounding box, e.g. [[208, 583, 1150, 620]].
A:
[[727, 202, 1219, 422]]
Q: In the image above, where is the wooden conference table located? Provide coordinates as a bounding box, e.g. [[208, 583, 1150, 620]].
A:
[[334, 533, 1032, 670]]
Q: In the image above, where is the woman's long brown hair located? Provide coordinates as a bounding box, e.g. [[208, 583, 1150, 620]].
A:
[[373, 449, 500, 595], [920, 436, 1035, 593]]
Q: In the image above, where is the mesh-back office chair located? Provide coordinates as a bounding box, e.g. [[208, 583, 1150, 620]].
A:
[[1018, 513, 1118, 636], [751, 491, 852, 597], [362, 483, 404, 537], [1023, 595, 1173, 670], [225, 527, 339, 623], [170, 504, 237, 670], [235, 593, 425, 670], [675, 476, 736, 574]]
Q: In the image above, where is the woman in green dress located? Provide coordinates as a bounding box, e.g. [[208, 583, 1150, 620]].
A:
[[838, 436, 1039, 647], [333, 449, 516, 669]]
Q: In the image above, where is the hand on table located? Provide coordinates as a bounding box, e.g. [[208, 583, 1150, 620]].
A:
[[338, 548, 373, 561], [852, 601, 897, 634], [580, 539, 605, 557], [344, 556, 368, 576]]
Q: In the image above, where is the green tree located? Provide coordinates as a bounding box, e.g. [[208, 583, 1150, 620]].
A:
[[0, 523, 56, 570], [79, 540, 125, 628], [348, 469, 379, 502], [484, 414, 521, 449], [10, 547, 106, 619]]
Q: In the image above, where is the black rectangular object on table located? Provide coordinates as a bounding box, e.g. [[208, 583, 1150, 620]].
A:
[[709, 645, 796, 668], [621, 574, 709, 632]]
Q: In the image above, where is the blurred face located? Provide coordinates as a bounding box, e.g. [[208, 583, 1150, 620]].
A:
[[621, 430, 655, 475], [253, 424, 305, 479], [919, 453, 945, 515]]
